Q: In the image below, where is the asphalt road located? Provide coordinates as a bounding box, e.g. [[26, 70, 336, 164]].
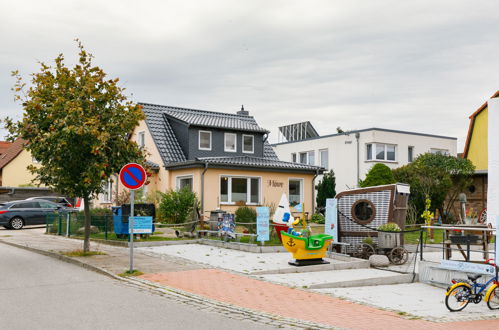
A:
[[0, 242, 275, 330]]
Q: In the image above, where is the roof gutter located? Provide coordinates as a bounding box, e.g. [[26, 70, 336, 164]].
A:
[[201, 161, 209, 217], [312, 168, 320, 214]]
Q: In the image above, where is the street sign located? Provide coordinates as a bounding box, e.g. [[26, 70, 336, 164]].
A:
[[119, 163, 147, 273], [119, 163, 146, 190], [130, 216, 153, 234]]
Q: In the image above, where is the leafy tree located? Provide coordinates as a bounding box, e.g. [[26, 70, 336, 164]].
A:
[[158, 188, 198, 224], [392, 153, 475, 222], [5, 41, 144, 252], [359, 163, 396, 187], [316, 169, 336, 210]]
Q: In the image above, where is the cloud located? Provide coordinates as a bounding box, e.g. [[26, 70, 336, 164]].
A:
[[1, 0, 499, 152]]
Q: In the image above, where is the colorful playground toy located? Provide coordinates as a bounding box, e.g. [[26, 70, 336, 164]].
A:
[[281, 232, 333, 266], [279, 200, 333, 266]]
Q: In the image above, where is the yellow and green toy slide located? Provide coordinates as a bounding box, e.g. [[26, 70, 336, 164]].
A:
[[281, 232, 333, 266]]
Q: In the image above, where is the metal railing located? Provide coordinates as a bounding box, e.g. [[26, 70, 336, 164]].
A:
[[420, 225, 496, 262]]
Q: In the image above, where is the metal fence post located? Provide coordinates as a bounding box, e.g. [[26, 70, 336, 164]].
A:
[[68, 213, 71, 237], [105, 216, 108, 240], [58, 214, 62, 236], [66, 213, 70, 237], [419, 228, 424, 261]]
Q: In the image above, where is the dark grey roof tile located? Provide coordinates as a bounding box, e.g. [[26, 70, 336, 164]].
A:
[[197, 156, 322, 171]]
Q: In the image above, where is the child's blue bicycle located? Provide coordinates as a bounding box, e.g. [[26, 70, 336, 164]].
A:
[[445, 259, 499, 311]]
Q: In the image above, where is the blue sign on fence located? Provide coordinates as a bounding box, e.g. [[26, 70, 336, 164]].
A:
[[129, 216, 153, 234], [325, 198, 337, 241], [256, 207, 270, 242]]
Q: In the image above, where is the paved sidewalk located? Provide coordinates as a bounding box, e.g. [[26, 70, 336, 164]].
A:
[[1, 228, 498, 330]]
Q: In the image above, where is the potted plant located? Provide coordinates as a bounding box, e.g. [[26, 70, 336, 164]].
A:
[[377, 222, 401, 249]]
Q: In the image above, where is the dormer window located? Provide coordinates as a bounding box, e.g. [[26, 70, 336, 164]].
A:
[[242, 135, 254, 153], [199, 130, 212, 150], [224, 133, 237, 152]]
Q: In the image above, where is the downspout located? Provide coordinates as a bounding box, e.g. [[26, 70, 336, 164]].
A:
[[355, 132, 360, 185], [201, 162, 209, 216], [312, 168, 320, 213]]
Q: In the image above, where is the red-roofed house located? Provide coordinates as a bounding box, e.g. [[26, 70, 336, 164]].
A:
[[0, 138, 41, 186]]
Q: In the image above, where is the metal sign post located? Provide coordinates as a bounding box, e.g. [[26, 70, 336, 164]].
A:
[[129, 190, 134, 273], [119, 163, 147, 273]]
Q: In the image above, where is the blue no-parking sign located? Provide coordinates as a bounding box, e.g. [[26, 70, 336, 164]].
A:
[[119, 163, 146, 190]]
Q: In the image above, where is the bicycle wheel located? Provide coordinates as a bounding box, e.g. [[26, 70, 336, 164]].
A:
[[445, 284, 471, 312], [486, 286, 499, 310]]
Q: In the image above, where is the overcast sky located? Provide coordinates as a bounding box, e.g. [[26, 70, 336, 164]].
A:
[[1, 0, 499, 150]]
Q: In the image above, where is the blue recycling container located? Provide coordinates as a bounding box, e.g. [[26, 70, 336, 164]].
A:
[[112, 204, 155, 236]]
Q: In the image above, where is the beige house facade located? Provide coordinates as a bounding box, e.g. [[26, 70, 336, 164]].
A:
[[105, 104, 322, 218]]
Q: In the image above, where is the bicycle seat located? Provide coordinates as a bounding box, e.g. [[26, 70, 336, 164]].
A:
[[467, 274, 482, 282]]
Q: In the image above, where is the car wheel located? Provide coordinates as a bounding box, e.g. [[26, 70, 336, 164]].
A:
[[9, 217, 24, 230]]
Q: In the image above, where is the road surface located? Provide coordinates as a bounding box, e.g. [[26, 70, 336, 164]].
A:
[[0, 242, 276, 329]]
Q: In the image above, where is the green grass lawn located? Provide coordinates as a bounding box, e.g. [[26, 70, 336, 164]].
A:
[[404, 229, 444, 244]]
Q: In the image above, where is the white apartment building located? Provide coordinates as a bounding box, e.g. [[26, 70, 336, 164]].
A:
[[272, 127, 457, 193]]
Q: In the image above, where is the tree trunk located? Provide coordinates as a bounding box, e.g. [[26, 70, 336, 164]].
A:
[[83, 195, 91, 252]]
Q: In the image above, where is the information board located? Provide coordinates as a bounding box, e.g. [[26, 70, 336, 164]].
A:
[[440, 260, 497, 276], [129, 216, 153, 234], [325, 198, 338, 241], [256, 207, 270, 242]]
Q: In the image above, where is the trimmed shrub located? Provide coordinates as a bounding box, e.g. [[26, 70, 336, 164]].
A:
[[359, 163, 396, 187], [158, 188, 198, 224], [310, 213, 325, 224], [235, 206, 257, 233]]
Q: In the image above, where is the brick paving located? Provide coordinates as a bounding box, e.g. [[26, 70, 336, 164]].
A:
[[1, 228, 498, 329], [140, 269, 499, 330]]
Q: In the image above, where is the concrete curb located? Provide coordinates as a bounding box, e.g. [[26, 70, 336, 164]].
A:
[[308, 273, 415, 289], [0, 238, 338, 329]]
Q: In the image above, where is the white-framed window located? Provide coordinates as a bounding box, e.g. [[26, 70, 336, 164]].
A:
[[430, 148, 449, 156], [101, 179, 113, 203], [224, 133, 237, 152], [291, 153, 296, 162], [319, 149, 328, 169], [176, 175, 193, 191], [199, 130, 212, 150], [220, 176, 260, 204], [366, 143, 396, 161], [298, 151, 315, 165], [408, 146, 414, 162], [242, 134, 254, 153], [288, 178, 303, 206], [138, 131, 145, 148]]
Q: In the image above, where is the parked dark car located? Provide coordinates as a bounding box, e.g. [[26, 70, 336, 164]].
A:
[[0, 200, 66, 230], [26, 196, 73, 208]]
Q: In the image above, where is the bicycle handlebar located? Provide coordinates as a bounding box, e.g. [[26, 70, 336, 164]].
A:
[[485, 258, 497, 268]]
